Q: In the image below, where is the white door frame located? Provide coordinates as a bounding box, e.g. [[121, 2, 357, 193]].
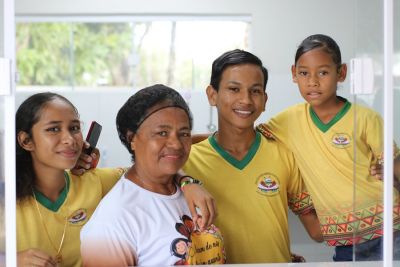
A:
[[1, 0, 16, 265], [383, 0, 394, 265]]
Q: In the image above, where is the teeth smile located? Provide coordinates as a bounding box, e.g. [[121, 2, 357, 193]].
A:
[[235, 110, 252, 115]]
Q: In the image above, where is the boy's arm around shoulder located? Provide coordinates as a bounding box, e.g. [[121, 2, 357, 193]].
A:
[[289, 190, 323, 243], [286, 152, 323, 243], [256, 105, 297, 141], [256, 123, 276, 140], [176, 170, 217, 231], [298, 209, 324, 242]]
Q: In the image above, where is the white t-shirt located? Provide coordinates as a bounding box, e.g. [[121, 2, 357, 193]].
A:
[[80, 176, 225, 267]]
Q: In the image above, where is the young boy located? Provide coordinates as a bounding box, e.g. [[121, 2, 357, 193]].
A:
[[183, 49, 322, 263], [257, 34, 400, 261]]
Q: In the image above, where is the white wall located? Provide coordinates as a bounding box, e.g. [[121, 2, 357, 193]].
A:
[[15, 0, 358, 262]]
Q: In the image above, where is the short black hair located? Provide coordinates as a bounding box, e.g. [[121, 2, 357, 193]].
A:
[[116, 84, 193, 162], [210, 49, 268, 91], [294, 34, 342, 69]]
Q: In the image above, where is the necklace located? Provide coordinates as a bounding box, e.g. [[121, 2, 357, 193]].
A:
[[32, 172, 69, 264], [136, 174, 177, 195]]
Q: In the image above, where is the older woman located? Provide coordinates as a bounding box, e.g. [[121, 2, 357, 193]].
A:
[[80, 84, 225, 267]]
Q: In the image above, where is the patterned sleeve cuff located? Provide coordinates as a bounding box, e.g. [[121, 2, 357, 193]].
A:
[[289, 191, 314, 215], [256, 124, 276, 140]]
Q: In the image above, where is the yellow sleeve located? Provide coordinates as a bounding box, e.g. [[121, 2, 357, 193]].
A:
[[285, 151, 314, 215], [92, 168, 126, 197], [288, 189, 314, 215], [257, 108, 292, 143], [364, 111, 384, 162], [287, 174, 314, 215]]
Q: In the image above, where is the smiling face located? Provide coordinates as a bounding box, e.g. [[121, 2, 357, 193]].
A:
[[292, 48, 347, 108], [175, 240, 188, 255], [131, 107, 191, 179], [18, 98, 83, 173], [207, 63, 267, 131]]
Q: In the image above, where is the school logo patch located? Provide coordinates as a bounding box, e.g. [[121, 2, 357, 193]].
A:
[[255, 173, 280, 196], [68, 208, 87, 225], [331, 133, 351, 148]]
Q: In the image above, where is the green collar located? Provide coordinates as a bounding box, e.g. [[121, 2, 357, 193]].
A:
[[310, 97, 351, 133], [209, 131, 261, 170], [33, 172, 70, 212]]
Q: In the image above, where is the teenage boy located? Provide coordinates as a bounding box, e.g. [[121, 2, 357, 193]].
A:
[[183, 49, 322, 263]]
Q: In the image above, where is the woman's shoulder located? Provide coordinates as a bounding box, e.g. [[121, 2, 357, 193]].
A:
[[86, 178, 147, 227], [87, 179, 127, 215]]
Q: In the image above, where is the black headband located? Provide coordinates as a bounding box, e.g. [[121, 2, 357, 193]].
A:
[[136, 104, 190, 130]]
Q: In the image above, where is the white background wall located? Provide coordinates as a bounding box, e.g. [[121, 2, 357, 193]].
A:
[[14, 0, 368, 262]]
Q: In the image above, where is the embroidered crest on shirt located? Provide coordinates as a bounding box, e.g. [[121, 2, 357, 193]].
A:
[[255, 173, 280, 196], [170, 215, 225, 265], [68, 208, 87, 225], [331, 133, 351, 148]]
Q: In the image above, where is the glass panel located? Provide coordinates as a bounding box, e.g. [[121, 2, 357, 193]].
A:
[[353, 0, 383, 261], [132, 20, 249, 90], [16, 19, 249, 91], [73, 22, 133, 87], [354, 0, 399, 263], [16, 23, 72, 86], [394, 0, 400, 262], [0, 0, 7, 263], [0, 94, 4, 262]]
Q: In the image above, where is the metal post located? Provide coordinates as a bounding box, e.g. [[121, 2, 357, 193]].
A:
[[383, 0, 394, 265]]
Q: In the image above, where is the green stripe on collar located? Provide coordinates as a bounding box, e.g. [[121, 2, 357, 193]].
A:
[[209, 131, 261, 170], [310, 97, 351, 133], [33, 172, 70, 212]]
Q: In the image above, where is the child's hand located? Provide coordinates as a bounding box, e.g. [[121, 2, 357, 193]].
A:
[[70, 141, 100, 176], [370, 163, 383, 180], [291, 252, 306, 262]]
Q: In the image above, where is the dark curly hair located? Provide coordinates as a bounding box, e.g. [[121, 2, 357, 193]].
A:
[[16, 92, 79, 201], [116, 84, 193, 162]]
